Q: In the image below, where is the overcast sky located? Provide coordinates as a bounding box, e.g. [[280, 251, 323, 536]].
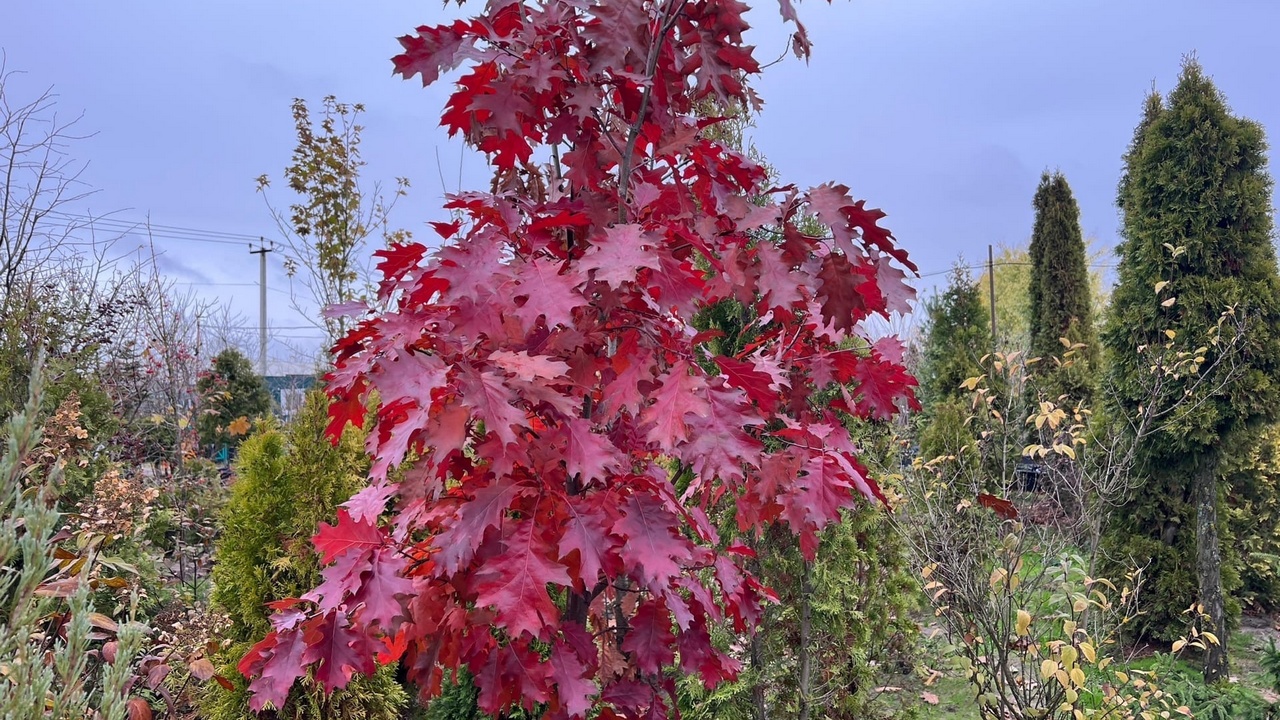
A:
[[4, 1, 1278, 370]]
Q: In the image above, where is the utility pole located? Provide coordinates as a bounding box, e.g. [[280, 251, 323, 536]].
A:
[[249, 240, 274, 376], [988, 244, 998, 351]]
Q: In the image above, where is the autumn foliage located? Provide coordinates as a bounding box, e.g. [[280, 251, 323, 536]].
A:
[[239, 0, 919, 717]]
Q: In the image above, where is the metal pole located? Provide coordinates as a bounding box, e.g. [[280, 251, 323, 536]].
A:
[[249, 240, 273, 376], [988, 244, 997, 350]]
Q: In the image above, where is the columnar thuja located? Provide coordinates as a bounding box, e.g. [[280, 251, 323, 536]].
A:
[[240, 1, 919, 717]]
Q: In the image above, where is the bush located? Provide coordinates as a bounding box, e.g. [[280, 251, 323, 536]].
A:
[[0, 361, 146, 719], [202, 390, 407, 720], [1100, 474, 1243, 641], [1223, 425, 1280, 612], [1141, 653, 1273, 720], [678, 503, 919, 720]]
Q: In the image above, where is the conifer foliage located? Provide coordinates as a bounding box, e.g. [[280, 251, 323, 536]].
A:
[[917, 264, 989, 408], [240, 1, 919, 717], [1104, 59, 1280, 682], [1027, 171, 1094, 399]]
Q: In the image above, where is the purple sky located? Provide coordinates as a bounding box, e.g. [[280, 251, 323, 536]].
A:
[[4, 1, 1278, 369]]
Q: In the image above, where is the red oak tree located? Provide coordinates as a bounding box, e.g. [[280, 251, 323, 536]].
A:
[[240, 0, 919, 717]]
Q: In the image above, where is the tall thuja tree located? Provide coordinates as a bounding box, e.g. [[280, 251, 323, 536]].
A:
[[1103, 59, 1280, 682], [239, 1, 920, 718], [1027, 171, 1095, 402]]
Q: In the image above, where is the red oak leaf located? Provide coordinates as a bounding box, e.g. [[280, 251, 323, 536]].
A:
[[621, 598, 675, 675], [342, 481, 397, 524], [490, 350, 571, 383], [873, 253, 915, 315], [457, 366, 526, 448], [549, 637, 598, 719], [558, 495, 618, 590], [475, 642, 553, 716], [433, 476, 523, 576], [300, 613, 378, 693], [579, 224, 660, 289], [472, 519, 572, 638], [612, 493, 691, 591], [561, 418, 623, 485], [816, 253, 872, 333], [806, 182, 858, 254], [351, 546, 414, 630], [852, 353, 919, 420], [513, 258, 583, 330], [714, 356, 778, 413], [240, 630, 307, 712], [640, 361, 710, 448], [978, 493, 1018, 520], [677, 617, 741, 688], [755, 241, 803, 310], [312, 509, 384, 566], [393, 21, 477, 87]]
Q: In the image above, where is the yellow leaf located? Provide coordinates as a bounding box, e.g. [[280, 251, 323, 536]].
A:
[[87, 612, 118, 632], [1072, 598, 1088, 613], [227, 416, 252, 437], [1201, 631, 1220, 646], [1070, 667, 1086, 688], [1115, 671, 1130, 684], [1040, 659, 1058, 680], [1155, 280, 1169, 293], [1164, 329, 1177, 340], [1171, 639, 1186, 653], [1063, 620, 1077, 637], [1016, 610, 1032, 637], [1079, 642, 1097, 664], [1061, 646, 1078, 666], [1161, 297, 1176, 308], [1065, 687, 1079, 704], [149, 414, 166, 425], [989, 567, 1008, 589], [178, 416, 190, 429]]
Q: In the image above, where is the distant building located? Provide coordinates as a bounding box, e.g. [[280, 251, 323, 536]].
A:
[[264, 374, 318, 420]]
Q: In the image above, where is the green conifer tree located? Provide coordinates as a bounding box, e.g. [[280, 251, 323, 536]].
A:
[[916, 262, 990, 409], [1027, 171, 1095, 402], [196, 348, 275, 453], [203, 390, 406, 720], [1103, 59, 1280, 682]]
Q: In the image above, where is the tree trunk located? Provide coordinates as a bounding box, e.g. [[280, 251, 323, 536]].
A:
[[747, 534, 768, 720], [1193, 451, 1229, 683], [798, 560, 813, 720], [750, 629, 767, 720]]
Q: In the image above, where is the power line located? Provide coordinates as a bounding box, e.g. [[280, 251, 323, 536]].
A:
[[915, 260, 1118, 280], [173, 281, 292, 297], [45, 210, 261, 242], [211, 325, 323, 331]]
